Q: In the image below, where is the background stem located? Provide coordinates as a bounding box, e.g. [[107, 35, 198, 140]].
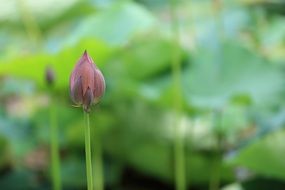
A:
[[209, 111, 223, 190], [174, 117, 186, 190], [170, 0, 186, 190], [85, 113, 94, 190], [209, 149, 222, 190], [50, 101, 62, 190], [18, 0, 42, 47]]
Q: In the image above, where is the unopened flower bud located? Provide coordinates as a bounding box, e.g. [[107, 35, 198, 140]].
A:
[[45, 65, 55, 86], [70, 50, 105, 112]]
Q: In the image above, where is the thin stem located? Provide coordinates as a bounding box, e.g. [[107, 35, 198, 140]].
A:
[[50, 101, 62, 190], [85, 113, 94, 190], [93, 115, 104, 190], [209, 111, 223, 190], [170, 1, 186, 190], [209, 151, 222, 190], [174, 116, 186, 190], [18, 0, 42, 46]]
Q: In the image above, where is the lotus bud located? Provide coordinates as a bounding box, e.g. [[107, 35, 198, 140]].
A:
[[70, 50, 105, 112], [45, 65, 55, 86]]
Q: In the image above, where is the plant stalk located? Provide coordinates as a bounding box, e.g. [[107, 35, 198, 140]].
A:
[[209, 150, 222, 190], [18, 0, 42, 46], [50, 102, 62, 190], [174, 116, 186, 190], [209, 111, 223, 190], [170, 0, 186, 190], [85, 112, 94, 190]]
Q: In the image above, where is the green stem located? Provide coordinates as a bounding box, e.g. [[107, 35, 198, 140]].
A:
[[93, 117, 104, 190], [209, 151, 222, 190], [170, 1, 186, 190], [209, 111, 223, 190], [85, 113, 94, 190], [18, 0, 42, 46], [174, 117, 186, 190], [50, 102, 62, 190]]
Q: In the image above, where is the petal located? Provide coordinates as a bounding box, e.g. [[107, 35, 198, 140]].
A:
[[76, 50, 94, 67], [93, 68, 105, 103], [72, 51, 97, 95], [83, 50, 94, 65], [70, 70, 76, 91], [70, 76, 83, 104], [80, 62, 95, 95], [83, 87, 94, 112]]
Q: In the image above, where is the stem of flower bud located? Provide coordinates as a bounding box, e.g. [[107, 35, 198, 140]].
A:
[[85, 112, 94, 190]]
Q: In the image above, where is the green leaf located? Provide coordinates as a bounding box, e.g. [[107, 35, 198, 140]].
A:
[[123, 37, 174, 79], [230, 129, 285, 180], [60, 157, 86, 188], [0, 170, 40, 189], [66, 1, 156, 46], [0, 38, 114, 89], [185, 41, 284, 108], [0, 0, 81, 25], [104, 102, 235, 184]]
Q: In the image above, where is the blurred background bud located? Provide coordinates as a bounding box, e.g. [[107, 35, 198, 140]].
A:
[[45, 65, 55, 87]]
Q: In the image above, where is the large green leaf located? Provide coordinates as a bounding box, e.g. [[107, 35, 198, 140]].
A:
[[0, 0, 81, 24], [230, 129, 285, 180], [66, 1, 156, 46], [184, 42, 284, 109], [104, 102, 235, 184], [0, 39, 114, 89], [123, 37, 175, 80]]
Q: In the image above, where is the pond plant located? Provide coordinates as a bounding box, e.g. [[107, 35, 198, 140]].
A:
[[70, 50, 105, 190]]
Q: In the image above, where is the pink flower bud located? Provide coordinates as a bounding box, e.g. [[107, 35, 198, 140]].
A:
[[70, 50, 105, 112]]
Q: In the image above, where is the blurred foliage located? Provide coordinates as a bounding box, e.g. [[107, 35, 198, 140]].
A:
[[1, 0, 285, 189]]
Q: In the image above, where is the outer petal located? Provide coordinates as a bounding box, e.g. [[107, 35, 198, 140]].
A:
[[70, 76, 83, 104], [74, 51, 96, 95], [83, 87, 94, 112], [83, 50, 95, 65], [79, 61, 95, 95], [93, 68, 105, 103]]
